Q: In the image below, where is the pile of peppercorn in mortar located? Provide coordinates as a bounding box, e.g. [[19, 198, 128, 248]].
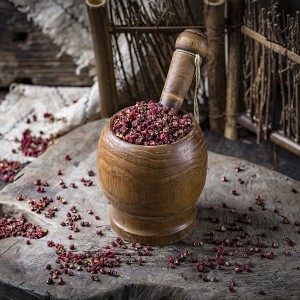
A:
[[112, 101, 193, 146]]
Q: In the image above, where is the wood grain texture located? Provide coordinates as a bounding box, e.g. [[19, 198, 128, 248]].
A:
[[0, 0, 93, 87], [160, 29, 208, 112], [0, 119, 299, 300], [86, 0, 118, 117], [97, 117, 207, 245], [224, 0, 245, 140], [204, 0, 226, 132]]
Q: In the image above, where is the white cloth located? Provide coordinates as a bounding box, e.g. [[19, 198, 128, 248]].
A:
[[0, 83, 100, 163], [2, 0, 135, 163]]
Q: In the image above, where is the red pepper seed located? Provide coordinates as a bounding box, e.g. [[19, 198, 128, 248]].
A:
[[88, 170, 95, 177], [70, 182, 77, 188], [285, 237, 296, 246], [20, 129, 53, 158], [91, 275, 99, 281], [237, 178, 244, 184], [112, 101, 193, 146], [16, 194, 23, 201], [231, 189, 239, 196], [65, 154, 71, 161], [57, 277, 65, 285], [0, 160, 24, 183]]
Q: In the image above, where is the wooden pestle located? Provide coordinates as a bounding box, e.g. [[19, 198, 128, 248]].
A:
[[160, 29, 208, 112]]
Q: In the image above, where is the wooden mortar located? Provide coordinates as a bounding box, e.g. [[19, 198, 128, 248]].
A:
[[97, 29, 208, 246]]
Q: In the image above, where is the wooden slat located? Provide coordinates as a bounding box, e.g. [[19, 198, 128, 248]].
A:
[[270, 131, 300, 156], [241, 25, 300, 64], [110, 25, 205, 34], [0, 0, 93, 87]]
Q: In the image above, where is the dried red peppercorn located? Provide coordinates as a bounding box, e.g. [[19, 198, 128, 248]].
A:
[[0, 160, 24, 183], [112, 101, 193, 146]]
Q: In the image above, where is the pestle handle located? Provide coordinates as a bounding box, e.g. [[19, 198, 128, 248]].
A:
[[160, 29, 208, 112]]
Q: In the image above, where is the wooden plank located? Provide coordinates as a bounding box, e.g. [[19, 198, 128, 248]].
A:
[[0, 0, 93, 87], [241, 25, 300, 65], [204, 0, 226, 132], [86, 0, 118, 117], [270, 131, 300, 156], [224, 0, 245, 140], [0, 119, 299, 299], [111, 26, 205, 34]]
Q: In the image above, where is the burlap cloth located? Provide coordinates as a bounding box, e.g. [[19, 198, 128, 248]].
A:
[[0, 84, 98, 163], [1, 0, 128, 163]]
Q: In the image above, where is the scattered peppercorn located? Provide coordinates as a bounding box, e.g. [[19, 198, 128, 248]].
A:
[[27, 196, 53, 213], [46, 278, 54, 285], [47, 240, 55, 247], [88, 170, 95, 177], [36, 186, 45, 193], [70, 182, 77, 188], [65, 154, 71, 161], [91, 275, 100, 281], [80, 177, 93, 187], [231, 189, 239, 196], [57, 277, 66, 285], [0, 160, 24, 183], [0, 214, 47, 240], [16, 194, 23, 201], [237, 178, 244, 184], [285, 237, 296, 246], [20, 129, 53, 157], [44, 112, 55, 123]]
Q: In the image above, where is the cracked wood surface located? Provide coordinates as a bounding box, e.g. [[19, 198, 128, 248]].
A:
[[0, 119, 299, 300]]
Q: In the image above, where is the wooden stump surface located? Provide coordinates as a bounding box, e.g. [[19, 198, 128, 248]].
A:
[[0, 119, 299, 300]]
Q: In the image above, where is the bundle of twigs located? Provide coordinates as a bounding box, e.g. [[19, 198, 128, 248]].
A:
[[242, 0, 300, 145], [107, 0, 207, 112]]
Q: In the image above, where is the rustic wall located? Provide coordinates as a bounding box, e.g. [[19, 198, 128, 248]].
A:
[[0, 0, 93, 87]]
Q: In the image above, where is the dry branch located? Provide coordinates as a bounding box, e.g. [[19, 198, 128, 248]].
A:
[[241, 25, 300, 64]]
